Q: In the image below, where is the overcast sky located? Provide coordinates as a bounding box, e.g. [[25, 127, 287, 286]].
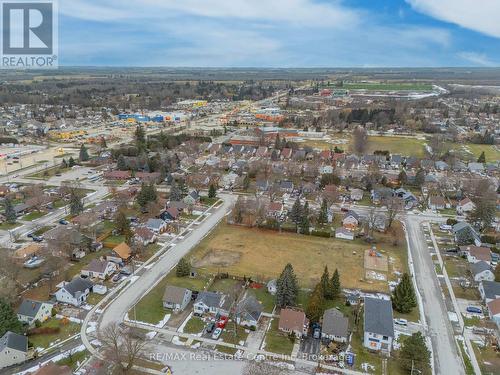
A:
[[58, 0, 500, 67]]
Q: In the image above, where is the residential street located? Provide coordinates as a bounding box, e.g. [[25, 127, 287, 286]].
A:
[[405, 215, 465, 375]]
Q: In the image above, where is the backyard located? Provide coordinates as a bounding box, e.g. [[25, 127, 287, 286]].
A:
[[28, 318, 80, 349], [189, 222, 407, 291]]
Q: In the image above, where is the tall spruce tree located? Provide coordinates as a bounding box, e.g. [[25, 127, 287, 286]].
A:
[[392, 273, 417, 313], [320, 266, 333, 299], [330, 269, 341, 299], [400, 332, 431, 375], [276, 263, 299, 308], [0, 298, 23, 337], [4, 197, 16, 224], [208, 184, 217, 199], [79, 144, 89, 162], [318, 198, 328, 226], [300, 215, 310, 235], [176, 257, 191, 277], [306, 283, 325, 323], [117, 155, 127, 170], [169, 180, 182, 202], [290, 197, 302, 229], [69, 189, 84, 216]]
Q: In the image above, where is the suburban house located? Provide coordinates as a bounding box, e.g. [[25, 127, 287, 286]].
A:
[[17, 299, 53, 326], [162, 285, 192, 313], [461, 246, 492, 265], [470, 262, 494, 282], [194, 291, 229, 316], [0, 331, 28, 369], [342, 210, 360, 230], [267, 202, 284, 218], [160, 207, 179, 222], [350, 188, 364, 201], [479, 281, 500, 303], [134, 227, 156, 245], [363, 297, 394, 355], [453, 222, 482, 247], [457, 198, 476, 214], [146, 218, 168, 233], [321, 308, 349, 343], [183, 190, 200, 206], [428, 195, 447, 210], [107, 242, 132, 264], [487, 299, 500, 326], [81, 259, 117, 280], [235, 295, 263, 328], [278, 308, 309, 337], [335, 227, 354, 241], [55, 277, 93, 306]]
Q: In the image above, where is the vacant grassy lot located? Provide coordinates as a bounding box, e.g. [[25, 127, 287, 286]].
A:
[[366, 136, 427, 158], [183, 316, 205, 334], [28, 319, 80, 349], [22, 211, 47, 221], [264, 319, 294, 356], [190, 222, 407, 291]]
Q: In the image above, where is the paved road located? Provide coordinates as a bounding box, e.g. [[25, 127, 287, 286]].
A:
[[405, 216, 465, 375]]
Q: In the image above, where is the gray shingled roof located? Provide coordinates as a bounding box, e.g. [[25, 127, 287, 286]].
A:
[[236, 295, 263, 322], [196, 291, 223, 308], [322, 308, 349, 338], [481, 281, 500, 300], [470, 261, 491, 276], [364, 297, 394, 338], [163, 285, 190, 305], [17, 299, 51, 318], [0, 331, 28, 353], [63, 277, 93, 297]]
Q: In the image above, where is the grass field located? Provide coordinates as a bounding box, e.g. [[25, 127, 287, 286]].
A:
[[449, 143, 500, 162], [366, 136, 427, 158], [342, 82, 433, 91], [264, 319, 295, 355], [28, 319, 80, 349], [22, 211, 47, 221], [190, 222, 407, 291]]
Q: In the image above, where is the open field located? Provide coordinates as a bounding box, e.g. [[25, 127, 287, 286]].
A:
[[190, 222, 407, 291], [449, 143, 500, 162]]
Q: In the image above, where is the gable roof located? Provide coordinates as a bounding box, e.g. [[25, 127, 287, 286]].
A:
[[236, 295, 263, 322], [487, 298, 500, 316], [344, 210, 360, 221], [163, 285, 190, 305], [0, 331, 28, 353], [83, 259, 111, 274], [62, 277, 93, 297], [112, 242, 132, 260], [279, 308, 308, 332], [470, 261, 491, 276], [468, 246, 492, 262], [17, 299, 51, 318], [364, 297, 394, 338], [481, 281, 500, 300], [196, 291, 224, 308], [322, 308, 349, 338]]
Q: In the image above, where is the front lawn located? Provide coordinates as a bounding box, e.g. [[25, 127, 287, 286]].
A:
[[22, 211, 47, 221], [0, 222, 21, 230], [183, 316, 205, 334], [28, 319, 81, 349], [264, 319, 294, 356]]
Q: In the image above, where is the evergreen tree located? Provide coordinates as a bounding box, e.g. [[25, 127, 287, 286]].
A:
[[4, 197, 16, 224], [276, 263, 299, 308], [415, 168, 425, 187], [208, 184, 217, 199], [61, 158, 68, 168], [303, 201, 309, 218], [115, 210, 132, 243], [290, 197, 302, 229], [0, 298, 23, 337], [400, 332, 431, 375], [306, 283, 325, 323], [135, 125, 146, 151], [117, 155, 127, 170], [320, 266, 333, 299], [69, 189, 84, 216], [176, 257, 191, 277], [137, 183, 157, 208], [477, 151, 486, 163], [79, 144, 89, 162], [330, 269, 341, 298], [300, 215, 310, 235], [317, 198, 328, 226], [68, 156, 76, 167], [392, 273, 417, 313]]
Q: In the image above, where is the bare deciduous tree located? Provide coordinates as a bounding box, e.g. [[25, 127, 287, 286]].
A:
[[351, 126, 368, 155], [384, 196, 404, 229], [99, 323, 146, 374]]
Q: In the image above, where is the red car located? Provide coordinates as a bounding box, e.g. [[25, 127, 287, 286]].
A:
[[217, 316, 228, 328]]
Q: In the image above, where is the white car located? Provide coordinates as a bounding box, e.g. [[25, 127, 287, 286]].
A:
[[211, 327, 223, 340], [394, 318, 408, 326]]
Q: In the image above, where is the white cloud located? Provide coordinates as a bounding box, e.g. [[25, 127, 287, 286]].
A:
[[458, 52, 496, 66], [406, 0, 500, 38]]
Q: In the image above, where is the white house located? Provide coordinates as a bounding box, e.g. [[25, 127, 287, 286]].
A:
[[342, 210, 360, 230], [0, 331, 28, 369], [81, 259, 117, 280], [162, 286, 192, 313], [457, 198, 475, 214], [480, 281, 500, 303], [17, 299, 53, 326], [194, 291, 229, 316], [335, 227, 354, 241], [318, 165, 334, 175], [487, 299, 500, 326], [363, 297, 394, 355], [470, 261, 494, 282], [267, 279, 277, 295], [55, 278, 93, 306]]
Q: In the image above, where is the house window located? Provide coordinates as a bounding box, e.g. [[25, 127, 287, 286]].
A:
[[383, 335, 388, 340]]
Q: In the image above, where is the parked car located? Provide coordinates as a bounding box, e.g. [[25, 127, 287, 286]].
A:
[[394, 318, 408, 326], [112, 274, 124, 283], [32, 236, 43, 242], [211, 327, 223, 340], [217, 316, 228, 329], [59, 219, 69, 225], [120, 267, 132, 276], [466, 306, 482, 314], [313, 327, 321, 339]]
